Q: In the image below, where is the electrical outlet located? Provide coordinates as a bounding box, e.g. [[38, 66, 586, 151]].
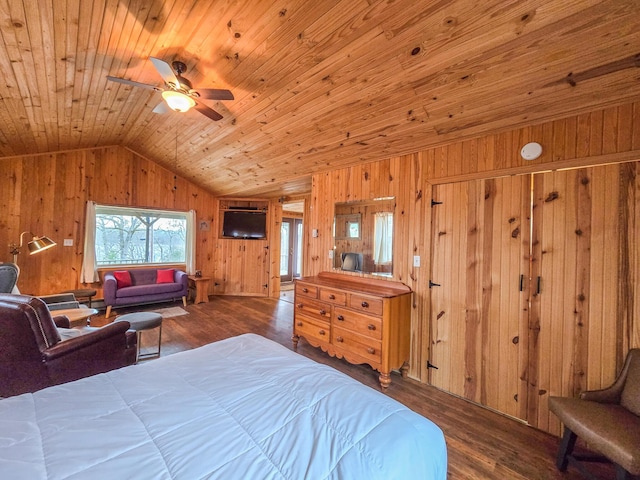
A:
[[63, 239, 74, 247], [413, 255, 420, 267]]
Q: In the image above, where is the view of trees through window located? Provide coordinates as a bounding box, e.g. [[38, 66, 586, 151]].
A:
[[95, 208, 187, 266]]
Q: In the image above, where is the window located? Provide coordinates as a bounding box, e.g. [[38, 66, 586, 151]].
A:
[[94, 205, 188, 267], [373, 212, 393, 265]]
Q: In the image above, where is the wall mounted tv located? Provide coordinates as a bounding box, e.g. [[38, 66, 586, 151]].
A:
[[222, 210, 267, 239]]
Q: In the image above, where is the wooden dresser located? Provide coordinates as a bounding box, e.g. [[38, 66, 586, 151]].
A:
[[292, 271, 412, 388]]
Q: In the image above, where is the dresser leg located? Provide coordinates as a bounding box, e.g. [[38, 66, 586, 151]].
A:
[[379, 372, 391, 389], [292, 334, 299, 351]]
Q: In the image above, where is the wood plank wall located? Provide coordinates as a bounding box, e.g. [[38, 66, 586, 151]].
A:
[[306, 101, 640, 399], [0, 146, 219, 298]]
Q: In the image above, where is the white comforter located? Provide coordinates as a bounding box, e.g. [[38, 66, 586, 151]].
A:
[[0, 334, 447, 479]]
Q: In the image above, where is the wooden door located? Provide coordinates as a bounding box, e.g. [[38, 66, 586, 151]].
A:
[[242, 240, 269, 295], [528, 162, 640, 435], [215, 239, 245, 294], [429, 175, 530, 420]]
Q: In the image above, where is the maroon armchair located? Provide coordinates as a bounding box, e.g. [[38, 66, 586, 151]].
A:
[[0, 294, 137, 398]]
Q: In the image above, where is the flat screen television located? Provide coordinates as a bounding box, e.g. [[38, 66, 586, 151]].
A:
[[222, 210, 267, 239]]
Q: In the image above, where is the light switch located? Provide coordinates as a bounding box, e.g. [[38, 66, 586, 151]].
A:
[[63, 239, 74, 247], [328, 250, 334, 259], [413, 255, 420, 267]]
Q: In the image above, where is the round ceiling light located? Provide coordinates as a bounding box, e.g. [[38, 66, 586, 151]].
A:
[[520, 142, 543, 161]]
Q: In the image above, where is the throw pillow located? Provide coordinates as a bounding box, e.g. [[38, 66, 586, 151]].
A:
[[113, 271, 132, 288], [156, 269, 175, 283]]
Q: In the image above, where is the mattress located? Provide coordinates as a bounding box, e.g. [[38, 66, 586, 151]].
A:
[[0, 333, 447, 479]]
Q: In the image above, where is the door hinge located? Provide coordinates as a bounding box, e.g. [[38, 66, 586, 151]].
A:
[[431, 199, 443, 207], [427, 361, 439, 369], [429, 280, 441, 288]]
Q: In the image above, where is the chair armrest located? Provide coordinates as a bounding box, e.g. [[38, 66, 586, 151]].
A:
[[580, 349, 637, 404], [52, 315, 71, 328], [580, 388, 621, 403], [103, 274, 117, 304], [42, 321, 132, 361], [175, 270, 189, 294]]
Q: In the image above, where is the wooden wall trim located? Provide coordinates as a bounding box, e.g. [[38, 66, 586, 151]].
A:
[[427, 150, 640, 185]]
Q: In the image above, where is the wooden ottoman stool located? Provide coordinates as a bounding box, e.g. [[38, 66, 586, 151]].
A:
[[115, 312, 163, 361]]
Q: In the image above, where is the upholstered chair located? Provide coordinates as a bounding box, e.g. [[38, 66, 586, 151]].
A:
[[0, 294, 137, 397], [0, 263, 19, 293], [549, 349, 640, 479]]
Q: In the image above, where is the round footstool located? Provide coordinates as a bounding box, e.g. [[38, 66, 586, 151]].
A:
[[115, 312, 163, 361]]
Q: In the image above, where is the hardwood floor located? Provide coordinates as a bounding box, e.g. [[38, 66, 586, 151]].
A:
[[91, 296, 620, 480]]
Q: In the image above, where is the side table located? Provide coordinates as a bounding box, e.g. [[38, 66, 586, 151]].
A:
[[54, 307, 99, 328], [188, 275, 211, 304]]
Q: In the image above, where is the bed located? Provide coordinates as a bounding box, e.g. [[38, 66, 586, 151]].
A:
[[0, 333, 447, 479]]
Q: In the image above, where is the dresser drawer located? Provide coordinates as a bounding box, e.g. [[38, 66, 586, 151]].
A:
[[333, 307, 382, 340], [295, 297, 331, 322], [349, 294, 383, 316], [319, 288, 347, 306], [333, 327, 382, 364], [295, 315, 330, 343], [295, 282, 318, 299]]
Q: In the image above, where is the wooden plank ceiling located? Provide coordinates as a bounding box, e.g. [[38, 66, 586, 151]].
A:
[[0, 0, 638, 197]]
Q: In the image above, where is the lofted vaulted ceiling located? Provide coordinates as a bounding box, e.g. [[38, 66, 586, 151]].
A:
[[0, 0, 639, 197]]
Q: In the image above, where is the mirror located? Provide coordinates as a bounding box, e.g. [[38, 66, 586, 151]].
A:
[[333, 198, 394, 276]]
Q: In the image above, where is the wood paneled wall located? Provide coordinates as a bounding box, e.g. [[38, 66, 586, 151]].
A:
[[0, 146, 218, 297], [306, 101, 640, 394]]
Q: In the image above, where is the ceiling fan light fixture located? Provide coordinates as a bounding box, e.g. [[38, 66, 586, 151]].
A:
[[162, 90, 196, 112]]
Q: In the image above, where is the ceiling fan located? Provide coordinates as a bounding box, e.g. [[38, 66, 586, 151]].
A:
[[107, 57, 234, 121]]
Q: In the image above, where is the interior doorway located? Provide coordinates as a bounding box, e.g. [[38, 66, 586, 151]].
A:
[[280, 200, 304, 284]]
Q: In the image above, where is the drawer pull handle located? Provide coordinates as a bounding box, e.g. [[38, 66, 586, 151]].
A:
[[302, 288, 308, 293], [367, 324, 376, 331], [297, 303, 303, 308], [337, 315, 344, 321], [319, 309, 326, 315], [296, 322, 303, 327], [361, 301, 369, 308], [367, 347, 375, 354], [336, 336, 343, 342], [329, 294, 335, 299], [319, 329, 326, 336]]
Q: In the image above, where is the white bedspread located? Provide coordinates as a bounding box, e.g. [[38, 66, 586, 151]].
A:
[[0, 333, 447, 479]]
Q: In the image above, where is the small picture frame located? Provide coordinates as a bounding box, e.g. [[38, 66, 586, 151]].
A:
[[199, 220, 210, 232]]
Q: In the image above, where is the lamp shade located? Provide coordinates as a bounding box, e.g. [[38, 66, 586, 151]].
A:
[[27, 235, 56, 255], [161, 90, 196, 112]]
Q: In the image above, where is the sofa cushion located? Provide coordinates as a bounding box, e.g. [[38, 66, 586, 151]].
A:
[[156, 268, 175, 284], [113, 271, 132, 288], [115, 282, 183, 299], [129, 269, 157, 285]]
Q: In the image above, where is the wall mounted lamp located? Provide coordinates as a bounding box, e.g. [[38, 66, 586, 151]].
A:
[[9, 231, 57, 264]]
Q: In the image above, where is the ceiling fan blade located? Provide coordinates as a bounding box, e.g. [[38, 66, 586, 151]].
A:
[[152, 101, 170, 114], [107, 76, 159, 91], [149, 57, 180, 87], [196, 88, 235, 101], [194, 102, 223, 121]]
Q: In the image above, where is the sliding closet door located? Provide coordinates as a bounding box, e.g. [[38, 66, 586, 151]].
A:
[[429, 175, 530, 420], [528, 162, 639, 435]]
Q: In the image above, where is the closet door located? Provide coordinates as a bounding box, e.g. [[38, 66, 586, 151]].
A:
[[429, 175, 530, 420], [528, 162, 639, 435]]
